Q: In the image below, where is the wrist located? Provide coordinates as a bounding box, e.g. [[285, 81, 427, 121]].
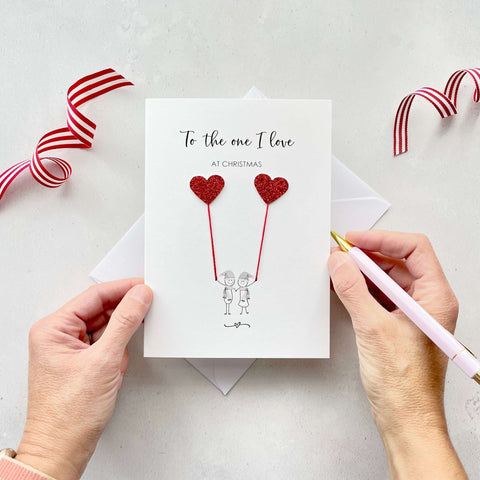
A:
[[380, 424, 467, 480], [16, 420, 95, 480], [16, 446, 83, 480], [367, 372, 449, 441]]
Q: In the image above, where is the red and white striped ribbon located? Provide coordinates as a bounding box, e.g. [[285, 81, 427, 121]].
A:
[[394, 67, 480, 156], [444, 68, 480, 107], [393, 87, 457, 156], [0, 68, 133, 201]]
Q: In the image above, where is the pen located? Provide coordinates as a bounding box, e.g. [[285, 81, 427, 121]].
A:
[[331, 231, 480, 385]]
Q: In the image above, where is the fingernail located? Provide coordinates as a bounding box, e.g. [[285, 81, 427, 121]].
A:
[[127, 285, 153, 306], [328, 252, 348, 275]]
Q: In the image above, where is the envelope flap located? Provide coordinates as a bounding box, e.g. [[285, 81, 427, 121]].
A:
[[331, 197, 390, 237], [332, 156, 383, 201]]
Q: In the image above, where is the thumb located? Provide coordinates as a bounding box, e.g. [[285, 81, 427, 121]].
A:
[[98, 284, 153, 359], [328, 251, 382, 320]]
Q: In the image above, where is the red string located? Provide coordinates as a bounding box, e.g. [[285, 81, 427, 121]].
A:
[[207, 204, 218, 280], [255, 203, 269, 281]]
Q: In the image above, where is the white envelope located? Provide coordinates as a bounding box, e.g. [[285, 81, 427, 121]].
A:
[[330, 156, 390, 237], [90, 87, 390, 395]]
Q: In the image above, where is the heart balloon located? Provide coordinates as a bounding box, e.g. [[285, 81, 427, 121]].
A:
[[190, 175, 225, 204], [254, 173, 289, 204]]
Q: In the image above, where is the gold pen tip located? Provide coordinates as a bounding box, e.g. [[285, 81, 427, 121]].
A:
[[330, 231, 354, 252], [474, 372, 480, 385]]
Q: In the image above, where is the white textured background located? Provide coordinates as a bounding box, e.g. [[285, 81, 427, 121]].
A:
[[0, 1, 479, 478]]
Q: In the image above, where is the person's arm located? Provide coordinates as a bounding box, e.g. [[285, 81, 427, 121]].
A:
[[14, 278, 153, 480], [328, 231, 467, 480]]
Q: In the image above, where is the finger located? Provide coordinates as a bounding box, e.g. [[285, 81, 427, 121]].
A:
[[345, 231, 444, 279], [80, 328, 90, 345], [97, 285, 153, 359], [328, 251, 385, 321], [85, 308, 115, 333], [90, 324, 107, 343], [364, 279, 397, 312], [61, 278, 144, 323], [120, 347, 129, 375], [91, 328, 130, 374], [366, 252, 415, 290]]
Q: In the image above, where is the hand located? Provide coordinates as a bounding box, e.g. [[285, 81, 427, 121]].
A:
[[16, 278, 153, 480], [328, 231, 467, 479]]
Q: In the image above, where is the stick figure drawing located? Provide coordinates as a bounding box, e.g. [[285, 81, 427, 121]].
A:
[[237, 272, 255, 315], [218, 270, 235, 315]]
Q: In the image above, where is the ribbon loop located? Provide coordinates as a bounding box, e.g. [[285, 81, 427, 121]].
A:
[[394, 67, 480, 156], [393, 87, 457, 156], [0, 68, 132, 202], [444, 68, 480, 107]]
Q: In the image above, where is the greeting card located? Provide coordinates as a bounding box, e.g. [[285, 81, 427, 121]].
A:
[[145, 99, 331, 358]]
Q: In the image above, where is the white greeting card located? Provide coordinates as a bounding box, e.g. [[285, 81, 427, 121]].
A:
[[145, 99, 331, 358]]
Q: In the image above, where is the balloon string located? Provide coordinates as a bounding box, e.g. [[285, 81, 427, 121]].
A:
[[255, 203, 269, 281], [207, 204, 218, 281]]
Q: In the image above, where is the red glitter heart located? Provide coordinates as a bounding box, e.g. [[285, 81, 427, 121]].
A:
[[190, 175, 225, 204], [254, 173, 289, 204]]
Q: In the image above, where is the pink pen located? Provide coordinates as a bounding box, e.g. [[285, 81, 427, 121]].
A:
[[331, 231, 480, 385]]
